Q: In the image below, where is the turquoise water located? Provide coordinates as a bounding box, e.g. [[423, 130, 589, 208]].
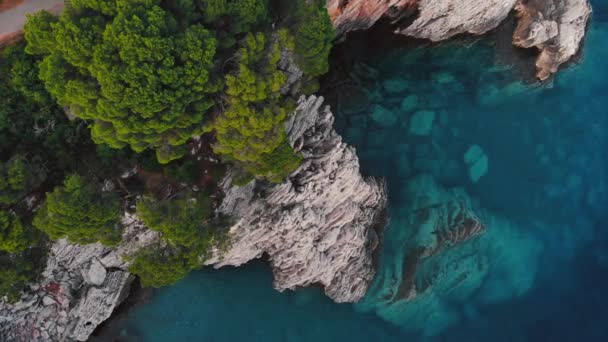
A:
[[109, 8, 608, 342]]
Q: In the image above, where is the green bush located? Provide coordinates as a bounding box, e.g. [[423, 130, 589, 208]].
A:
[[213, 32, 302, 182], [33, 174, 122, 246], [137, 195, 213, 248], [128, 246, 200, 288], [0, 43, 90, 171], [0, 210, 29, 254], [0, 266, 30, 303], [292, 0, 335, 78]]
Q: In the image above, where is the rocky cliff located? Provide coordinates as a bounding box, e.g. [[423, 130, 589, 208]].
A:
[[206, 95, 387, 303], [327, 0, 592, 80], [0, 95, 386, 340], [0, 215, 159, 342]]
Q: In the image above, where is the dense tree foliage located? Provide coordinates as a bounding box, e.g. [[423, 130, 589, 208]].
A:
[[0, 263, 31, 302], [292, 0, 335, 78], [0, 0, 338, 295], [137, 195, 213, 248], [0, 44, 88, 167], [213, 31, 302, 182], [33, 174, 122, 246], [0, 210, 29, 254], [25, 0, 222, 163], [128, 246, 200, 288]]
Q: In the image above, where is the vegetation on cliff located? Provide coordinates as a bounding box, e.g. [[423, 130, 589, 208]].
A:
[[33, 174, 123, 246], [0, 0, 335, 298]]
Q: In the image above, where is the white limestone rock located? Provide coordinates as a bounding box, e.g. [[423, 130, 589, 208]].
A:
[[398, 0, 518, 41], [513, 0, 592, 80], [207, 95, 388, 303], [83, 259, 107, 286], [0, 215, 158, 342]]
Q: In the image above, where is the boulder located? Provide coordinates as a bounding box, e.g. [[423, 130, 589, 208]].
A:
[[400, 94, 419, 112], [371, 104, 398, 127], [464, 145, 489, 183], [408, 110, 436, 136]]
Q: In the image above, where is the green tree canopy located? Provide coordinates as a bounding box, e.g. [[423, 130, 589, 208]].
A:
[[128, 246, 200, 288], [0, 265, 30, 302], [33, 174, 122, 246], [292, 0, 335, 78], [137, 195, 213, 248], [24, 0, 222, 163], [0, 43, 87, 168], [213, 31, 302, 182], [0, 210, 29, 254]]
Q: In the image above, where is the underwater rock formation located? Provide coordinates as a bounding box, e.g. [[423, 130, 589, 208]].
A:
[[206, 95, 387, 303], [356, 175, 542, 336], [0, 215, 159, 342], [328, 0, 592, 80]]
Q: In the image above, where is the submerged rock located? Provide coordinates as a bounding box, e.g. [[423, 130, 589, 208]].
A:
[[383, 77, 409, 94], [371, 104, 398, 127], [400, 94, 419, 113], [464, 145, 489, 183], [207, 96, 387, 303], [408, 110, 436, 136]]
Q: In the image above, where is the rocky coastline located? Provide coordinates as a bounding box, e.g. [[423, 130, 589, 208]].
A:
[[329, 0, 591, 80], [0, 1, 594, 341]]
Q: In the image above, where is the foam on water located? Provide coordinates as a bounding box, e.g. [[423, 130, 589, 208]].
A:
[[109, 10, 608, 342]]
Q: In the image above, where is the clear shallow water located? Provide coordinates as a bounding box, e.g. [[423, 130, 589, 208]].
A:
[[110, 10, 608, 342]]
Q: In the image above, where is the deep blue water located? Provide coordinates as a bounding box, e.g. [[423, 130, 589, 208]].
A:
[[110, 8, 608, 342]]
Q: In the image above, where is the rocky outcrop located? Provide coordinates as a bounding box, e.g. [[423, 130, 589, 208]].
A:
[[327, 0, 418, 36], [328, 0, 592, 80], [397, 0, 518, 40], [513, 0, 592, 80], [0, 215, 159, 342], [206, 95, 387, 303]]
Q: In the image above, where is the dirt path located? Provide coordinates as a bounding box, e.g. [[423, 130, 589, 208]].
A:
[[0, 0, 64, 45]]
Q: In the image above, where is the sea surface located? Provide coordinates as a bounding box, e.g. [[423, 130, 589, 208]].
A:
[[105, 5, 608, 342]]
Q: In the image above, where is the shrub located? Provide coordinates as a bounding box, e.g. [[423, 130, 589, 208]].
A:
[[0, 210, 29, 254], [128, 246, 200, 288], [33, 174, 122, 246]]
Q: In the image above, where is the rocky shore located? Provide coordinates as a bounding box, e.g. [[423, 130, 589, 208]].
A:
[[206, 95, 387, 303], [0, 94, 387, 340], [328, 0, 592, 80], [0, 215, 159, 342], [0, 1, 594, 340]]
